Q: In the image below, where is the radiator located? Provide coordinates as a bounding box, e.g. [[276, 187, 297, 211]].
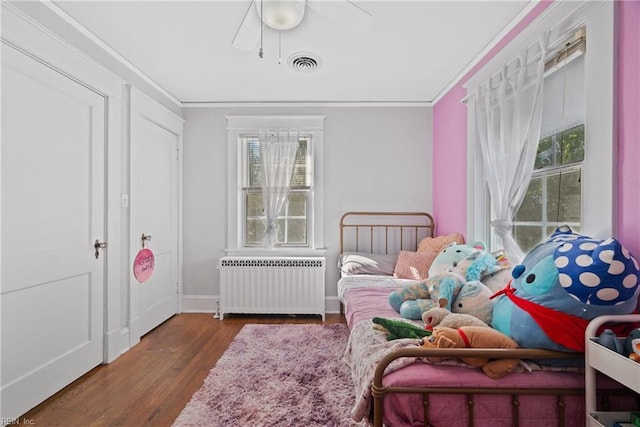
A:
[[218, 256, 326, 320]]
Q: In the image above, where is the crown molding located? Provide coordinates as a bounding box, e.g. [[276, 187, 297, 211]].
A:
[[431, 0, 545, 105], [16, 0, 183, 111], [182, 101, 432, 108]]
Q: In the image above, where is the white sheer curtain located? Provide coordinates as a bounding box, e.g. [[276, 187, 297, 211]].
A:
[[469, 37, 548, 262], [259, 128, 300, 248]]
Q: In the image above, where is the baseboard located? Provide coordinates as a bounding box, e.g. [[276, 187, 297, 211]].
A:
[[181, 294, 218, 313], [324, 296, 341, 314], [181, 294, 342, 315], [104, 327, 131, 363]]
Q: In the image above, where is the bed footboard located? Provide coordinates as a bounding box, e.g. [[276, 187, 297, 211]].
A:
[[371, 348, 588, 427]]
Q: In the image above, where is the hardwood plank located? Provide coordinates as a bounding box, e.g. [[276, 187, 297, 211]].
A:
[[18, 313, 345, 426]]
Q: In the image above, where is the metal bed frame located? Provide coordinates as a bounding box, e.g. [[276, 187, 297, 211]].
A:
[[339, 211, 435, 255], [339, 211, 631, 427], [371, 347, 586, 427]]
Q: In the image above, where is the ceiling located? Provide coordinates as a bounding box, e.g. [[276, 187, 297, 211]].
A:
[[51, 0, 536, 105]]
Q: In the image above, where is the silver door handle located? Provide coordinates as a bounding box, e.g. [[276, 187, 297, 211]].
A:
[[94, 240, 108, 259], [141, 233, 152, 248]]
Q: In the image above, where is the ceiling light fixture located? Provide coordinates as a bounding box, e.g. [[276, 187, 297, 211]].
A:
[[256, 0, 306, 31]]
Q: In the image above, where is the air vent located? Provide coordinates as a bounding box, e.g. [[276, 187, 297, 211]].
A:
[[288, 52, 322, 73]]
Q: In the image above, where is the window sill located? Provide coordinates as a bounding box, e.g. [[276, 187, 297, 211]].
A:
[[224, 248, 326, 257]]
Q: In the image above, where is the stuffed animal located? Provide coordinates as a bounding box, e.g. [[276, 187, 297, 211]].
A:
[[372, 317, 431, 341], [448, 249, 503, 281], [422, 307, 489, 329], [491, 225, 640, 357], [388, 272, 466, 319], [428, 242, 486, 277], [388, 243, 498, 320], [417, 232, 465, 254], [388, 274, 497, 323], [477, 250, 514, 293], [452, 280, 495, 325], [482, 267, 513, 293], [417, 326, 519, 379]]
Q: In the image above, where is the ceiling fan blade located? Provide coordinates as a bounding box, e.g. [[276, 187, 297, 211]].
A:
[[307, 0, 373, 34], [232, 0, 261, 51]]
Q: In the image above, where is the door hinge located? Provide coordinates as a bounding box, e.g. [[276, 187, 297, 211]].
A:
[[176, 147, 180, 161]]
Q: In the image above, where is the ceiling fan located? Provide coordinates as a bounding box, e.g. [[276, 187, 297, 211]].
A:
[[232, 0, 373, 52]]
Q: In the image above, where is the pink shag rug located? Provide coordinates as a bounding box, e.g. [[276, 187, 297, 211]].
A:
[[172, 323, 364, 427]]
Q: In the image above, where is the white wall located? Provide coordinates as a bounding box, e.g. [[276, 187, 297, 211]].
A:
[[2, 2, 186, 361], [182, 106, 433, 311]]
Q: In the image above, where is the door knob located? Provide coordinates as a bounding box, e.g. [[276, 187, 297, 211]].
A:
[[141, 233, 152, 248], [94, 240, 108, 259]]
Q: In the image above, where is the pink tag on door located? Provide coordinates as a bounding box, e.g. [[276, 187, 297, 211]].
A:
[[133, 248, 155, 283]]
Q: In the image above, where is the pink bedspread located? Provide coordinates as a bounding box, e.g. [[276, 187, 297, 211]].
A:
[[340, 283, 634, 427], [338, 274, 414, 329]]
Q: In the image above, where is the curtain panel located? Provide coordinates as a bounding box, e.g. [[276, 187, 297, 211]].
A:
[[259, 128, 300, 248], [468, 36, 548, 262]]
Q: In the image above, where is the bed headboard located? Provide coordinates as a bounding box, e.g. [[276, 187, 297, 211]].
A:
[[339, 211, 435, 255]]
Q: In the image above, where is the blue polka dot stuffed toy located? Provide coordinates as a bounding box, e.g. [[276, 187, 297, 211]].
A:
[[491, 225, 640, 359]]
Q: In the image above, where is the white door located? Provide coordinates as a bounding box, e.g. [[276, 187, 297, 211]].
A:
[[1, 45, 105, 419], [129, 111, 179, 343]]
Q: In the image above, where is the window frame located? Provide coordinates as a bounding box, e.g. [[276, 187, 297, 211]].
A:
[[241, 134, 312, 248], [464, 1, 614, 252], [225, 115, 325, 256], [513, 124, 585, 252]]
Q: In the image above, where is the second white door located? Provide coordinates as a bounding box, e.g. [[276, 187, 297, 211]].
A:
[[129, 107, 180, 342]]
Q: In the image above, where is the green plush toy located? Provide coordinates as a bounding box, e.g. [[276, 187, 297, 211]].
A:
[[372, 317, 432, 340]]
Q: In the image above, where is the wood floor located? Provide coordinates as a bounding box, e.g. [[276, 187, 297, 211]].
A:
[[19, 313, 346, 427]]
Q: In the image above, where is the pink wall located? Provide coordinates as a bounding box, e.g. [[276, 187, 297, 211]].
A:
[[432, 84, 468, 236], [432, 1, 552, 236], [433, 1, 640, 258], [616, 0, 640, 258]]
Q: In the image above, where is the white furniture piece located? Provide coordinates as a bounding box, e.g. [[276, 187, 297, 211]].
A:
[[585, 314, 640, 426], [218, 256, 326, 320]]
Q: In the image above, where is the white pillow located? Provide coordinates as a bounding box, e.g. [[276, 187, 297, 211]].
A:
[[338, 252, 398, 276]]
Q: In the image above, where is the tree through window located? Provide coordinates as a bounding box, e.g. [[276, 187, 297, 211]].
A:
[[513, 124, 584, 252]]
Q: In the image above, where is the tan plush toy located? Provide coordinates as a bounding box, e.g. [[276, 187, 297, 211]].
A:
[[422, 307, 489, 329], [418, 326, 519, 379]]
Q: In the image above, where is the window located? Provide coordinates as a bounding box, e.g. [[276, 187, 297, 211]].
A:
[[513, 124, 584, 252], [243, 135, 312, 247], [513, 34, 585, 253], [225, 115, 325, 254], [465, 2, 614, 253]]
